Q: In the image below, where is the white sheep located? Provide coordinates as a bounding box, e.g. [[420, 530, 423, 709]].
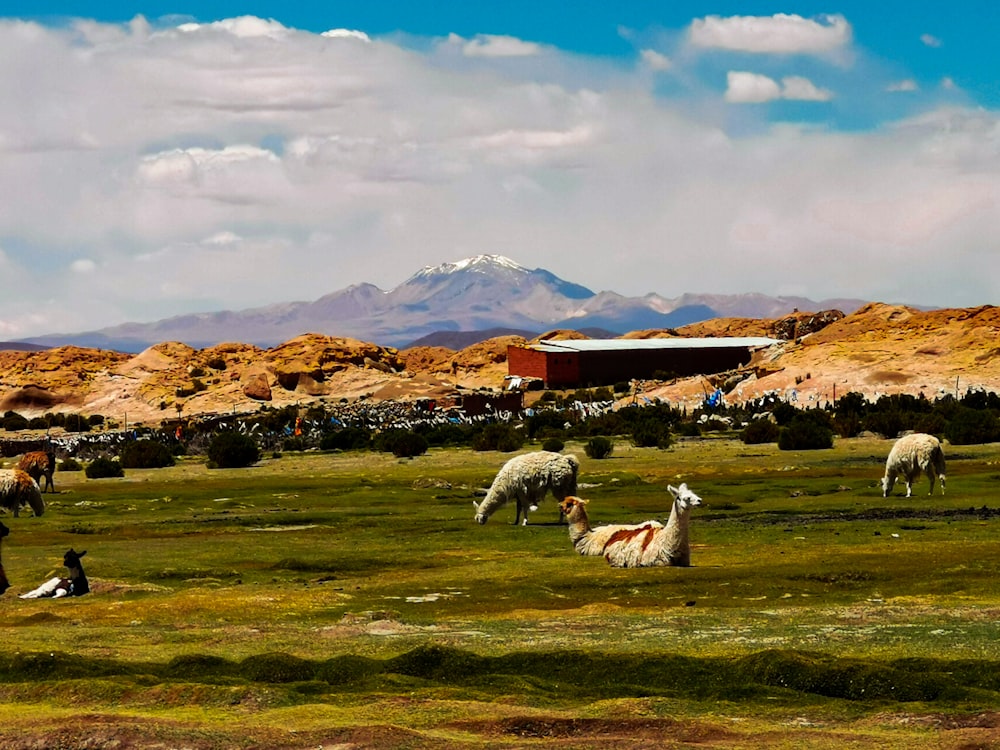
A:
[[0, 469, 45, 518], [559, 483, 702, 567], [473, 451, 579, 526], [881, 433, 946, 498]]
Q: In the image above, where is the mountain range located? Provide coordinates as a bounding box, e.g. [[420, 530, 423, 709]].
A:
[[24, 255, 868, 352]]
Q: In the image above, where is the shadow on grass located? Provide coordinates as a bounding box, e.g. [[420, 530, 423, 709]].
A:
[[1, 645, 998, 706]]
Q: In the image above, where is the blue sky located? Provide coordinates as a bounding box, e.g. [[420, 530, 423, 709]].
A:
[[0, 3, 997, 337]]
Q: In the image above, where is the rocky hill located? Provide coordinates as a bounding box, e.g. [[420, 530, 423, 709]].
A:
[[1, 304, 998, 427]]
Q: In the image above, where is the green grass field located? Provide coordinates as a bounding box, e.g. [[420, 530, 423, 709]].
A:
[[1, 436, 999, 748]]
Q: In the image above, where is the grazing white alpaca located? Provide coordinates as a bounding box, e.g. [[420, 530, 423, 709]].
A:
[[881, 433, 946, 498], [17, 450, 56, 493], [0, 469, 45, 517], [473, 451, 579, 526], [0, 521, 9, 595], [20, 549, 90, 599], [559, 483, 702, 567]]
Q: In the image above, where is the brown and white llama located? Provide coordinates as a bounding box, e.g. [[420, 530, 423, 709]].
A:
[[559, 483, 702, 568], [0, 521, 9, 595], [20, 549, 90, 599], [17, 451, 56, 493], [0, 469, 45, 517]]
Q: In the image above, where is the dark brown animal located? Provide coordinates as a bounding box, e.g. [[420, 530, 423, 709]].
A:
[[0, 521, 9, 595], [16, 451, 55, 493], [19, 549, 89, 599]]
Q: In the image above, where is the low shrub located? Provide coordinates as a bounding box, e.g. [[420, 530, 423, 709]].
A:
[[778, 413, 834, 451], [472, 424, 524, 452], [741, 419, 780, 445], [59, 457, 83, 472], [207, 432, 260, 469], [585, 436, 614, 459], [85, 457, 124, 479], [121, 440, 176, 469], [541, 437, 565, 453], [320, 427, 371, 451]]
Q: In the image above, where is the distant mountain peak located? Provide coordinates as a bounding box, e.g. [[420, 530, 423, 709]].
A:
[[409, 254, 527, 281]]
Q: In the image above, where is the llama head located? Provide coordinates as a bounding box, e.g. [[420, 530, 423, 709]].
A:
[[558, 496, 588, 520], [881, 475, 894, 497], [64, 549, 86, 570], [668, 483, 702, 510], [472, 500, 488, 525], [0, 520, 8, 538]]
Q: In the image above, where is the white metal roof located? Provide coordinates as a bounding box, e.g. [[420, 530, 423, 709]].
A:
[[525, 337, 781, 353]]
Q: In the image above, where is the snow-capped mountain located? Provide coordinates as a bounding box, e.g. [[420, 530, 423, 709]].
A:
[[23, 254, 866, 351]]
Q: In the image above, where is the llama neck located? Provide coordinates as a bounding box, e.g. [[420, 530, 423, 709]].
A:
[[566, 508, 593, 549], [662, 500, 692, 565]]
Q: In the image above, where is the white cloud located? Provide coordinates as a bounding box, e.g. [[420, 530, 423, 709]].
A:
[[725, 71, 782, 103], [175, 15, 291, 39], [725, 72, 833, 103], [639, 49, 672, 72], [780, 76, 833, 101], [0, 15, 993, 338], [321, 28, 371, 42], [941, 76, 958, 90], [71, 259, 97, 273], [921, 33, 942, 48], [689, 13, 851, 55], [461, 34, 542, 58], [887, 79, 919, 93]]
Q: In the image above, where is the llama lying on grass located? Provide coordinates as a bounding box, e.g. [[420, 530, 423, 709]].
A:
[[559, 483, 702, 567], [20, 549, 90, 599], [882, 433, 946, 498], [0, 521, 9, 595], [17, 450, 56, 493], [0, 469, 45, 517], [474, 451, 579, 526]]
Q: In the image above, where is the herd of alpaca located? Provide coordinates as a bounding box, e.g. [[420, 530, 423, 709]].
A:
[[473, 433, 947, 569], [0, 432, 950, 595]]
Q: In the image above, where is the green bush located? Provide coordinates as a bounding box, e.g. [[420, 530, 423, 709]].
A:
[[85, 456, 124, 479], [585, 436, 614, 459], [472, 424, 524, 452], [631, 421, 672, 449], [741, 418, 781, 444], [541, 437, 565, 453], [121, 440, 176, 469], [778, 413, 834, 450], [3, 414, 28, 431], [320, 427, 371, 451], [59, 457, 83, 472], [390, 432, 429, 458], [945, 407, 1000, 445], [207, 432, 260, 469], [64, 414, 92, 433]]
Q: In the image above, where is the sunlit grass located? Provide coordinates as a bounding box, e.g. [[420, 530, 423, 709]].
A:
[[2, 436, 1000, 746]]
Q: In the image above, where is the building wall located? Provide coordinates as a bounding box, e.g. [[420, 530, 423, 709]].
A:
[[579, 347, 754, 385], [508, 343, 756, 388], [507, 346, 580, 387]]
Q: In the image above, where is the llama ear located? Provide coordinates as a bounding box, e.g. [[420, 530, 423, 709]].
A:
[[668, 484, 678, 497], [472, 500, 480, 511], [78, 551, 87, 558]]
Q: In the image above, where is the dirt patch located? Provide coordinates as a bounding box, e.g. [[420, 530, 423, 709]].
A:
[[866, 370, 912, 384]]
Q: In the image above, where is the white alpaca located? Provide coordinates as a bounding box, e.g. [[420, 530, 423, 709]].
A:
[[881, 433, 946, 498], [473, 451, 579, 526], [0, 469, 45, 518], [559, 483, 702, 568]]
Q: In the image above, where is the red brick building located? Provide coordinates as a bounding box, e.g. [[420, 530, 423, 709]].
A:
[[507, 337, 781, 388]]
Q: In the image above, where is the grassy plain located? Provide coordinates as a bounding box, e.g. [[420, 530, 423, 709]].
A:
[[2, 435, 1000, 748]]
